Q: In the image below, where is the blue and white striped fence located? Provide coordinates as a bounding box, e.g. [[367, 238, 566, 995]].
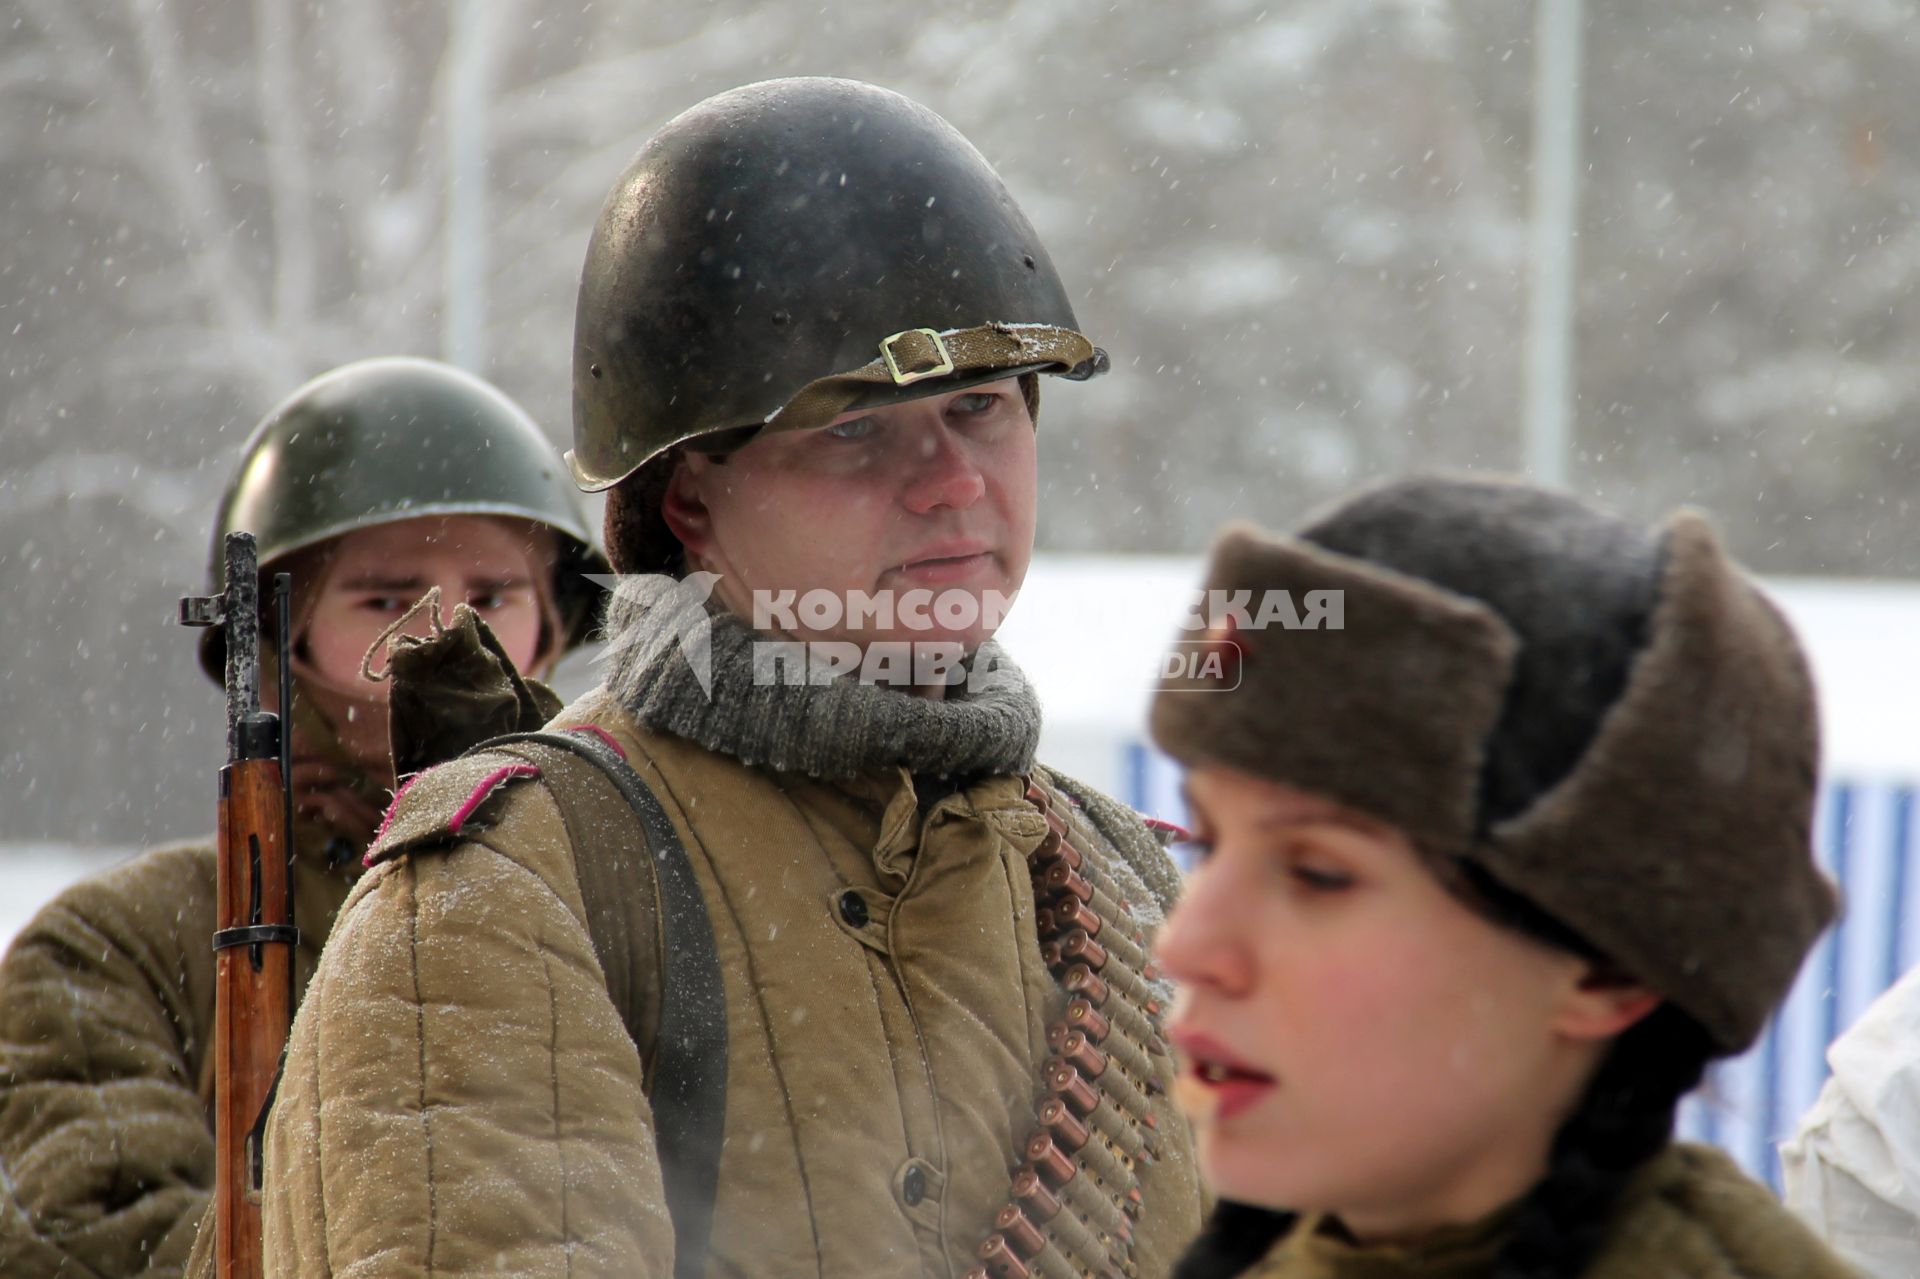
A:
[[1679, 779, 1918, 1189], [1119, 741, 1918, 1191]]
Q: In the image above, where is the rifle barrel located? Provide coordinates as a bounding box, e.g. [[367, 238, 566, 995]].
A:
[[222, 535, 261, 761]]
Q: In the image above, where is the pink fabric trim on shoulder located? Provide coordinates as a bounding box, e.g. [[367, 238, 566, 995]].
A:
[[370, 773, 424, 856], [448, 764, 542, 836], [569, 725, 627, 759]]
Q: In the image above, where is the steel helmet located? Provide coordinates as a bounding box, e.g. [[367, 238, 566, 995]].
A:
[[571, 77, 1107, 571], [199, 356, 608, 679]]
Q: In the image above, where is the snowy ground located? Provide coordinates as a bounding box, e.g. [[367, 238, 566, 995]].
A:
[[0, 846, 136, 952]]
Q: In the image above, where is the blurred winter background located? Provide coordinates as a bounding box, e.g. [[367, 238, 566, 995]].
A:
[[3, 0, 1919, 1182]]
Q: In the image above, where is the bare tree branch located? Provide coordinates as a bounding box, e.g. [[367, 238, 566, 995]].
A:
[[253, 0, 317, 333], [122, 0, 292, 397]]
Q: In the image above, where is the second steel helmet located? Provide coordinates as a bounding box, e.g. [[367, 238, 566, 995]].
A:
[[571, 76, 1108, 500], [199, 356, 609, 679]]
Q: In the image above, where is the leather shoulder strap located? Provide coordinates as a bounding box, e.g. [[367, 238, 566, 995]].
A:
[[471, 728, 726, 1279]]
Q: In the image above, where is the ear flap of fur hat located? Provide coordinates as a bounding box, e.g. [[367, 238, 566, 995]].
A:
[[1151, 491, 1837, 1055], [1479, 511, 1836, 1051], [1149, 524, 1517, 859]]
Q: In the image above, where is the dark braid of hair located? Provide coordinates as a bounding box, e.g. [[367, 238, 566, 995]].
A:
[[1451, 863, 1720, 1279], [1487, 1002, 1715, 1279]]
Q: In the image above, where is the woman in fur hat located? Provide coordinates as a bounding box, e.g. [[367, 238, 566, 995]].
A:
[[1148, 476, 1859, 1279]]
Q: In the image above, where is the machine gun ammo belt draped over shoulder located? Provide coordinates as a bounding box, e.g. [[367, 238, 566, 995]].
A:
[[968, 779, 1177, 1279]]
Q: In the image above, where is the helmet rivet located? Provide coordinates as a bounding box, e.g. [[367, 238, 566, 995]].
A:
[[1022, 254, 1036, 270], [589, 364, 602, 379], [771, 309, 791, 327]]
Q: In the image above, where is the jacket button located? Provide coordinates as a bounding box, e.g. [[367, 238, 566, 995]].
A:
[[901, 1163, 928, 1206], [838, 890, 870, 929]]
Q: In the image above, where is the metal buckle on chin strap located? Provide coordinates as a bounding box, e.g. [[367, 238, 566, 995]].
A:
[[879, 328, 956, 386]]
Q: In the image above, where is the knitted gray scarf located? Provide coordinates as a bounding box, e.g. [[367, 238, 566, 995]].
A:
[[600, 574, 1044, 780]]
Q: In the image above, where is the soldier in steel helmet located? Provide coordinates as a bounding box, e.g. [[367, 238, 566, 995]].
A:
[[261, 79, 1205, 1279], [0, 357, 605, 1279]]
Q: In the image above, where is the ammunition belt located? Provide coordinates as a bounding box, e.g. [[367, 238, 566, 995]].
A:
[[964, 779, 1173, 1279]]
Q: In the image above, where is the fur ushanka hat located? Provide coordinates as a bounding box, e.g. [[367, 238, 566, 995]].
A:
[[1150, 476, 1838, 1053]]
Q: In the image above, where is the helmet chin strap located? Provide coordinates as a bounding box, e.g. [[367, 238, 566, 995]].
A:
[[761, 324, 1098, 436]]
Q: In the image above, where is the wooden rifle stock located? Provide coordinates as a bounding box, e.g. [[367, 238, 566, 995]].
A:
[[212, 756, 293, 1279], [184, 532, 297, 1279]]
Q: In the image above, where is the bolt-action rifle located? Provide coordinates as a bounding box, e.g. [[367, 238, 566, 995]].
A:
[[180, 532, 297, 1279]]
